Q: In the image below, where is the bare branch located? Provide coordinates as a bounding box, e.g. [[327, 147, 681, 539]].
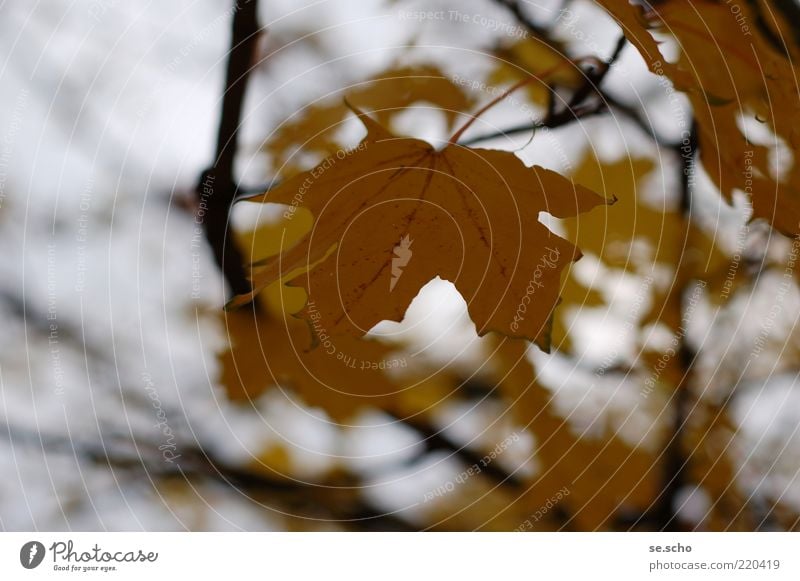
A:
[[196, 0, 262, 297]]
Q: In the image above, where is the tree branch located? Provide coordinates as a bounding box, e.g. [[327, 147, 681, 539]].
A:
[[635, 123, 698, 532], [196, 0, 261, 297], [458, 36, 627, 146], [392, 411, 524, 489]]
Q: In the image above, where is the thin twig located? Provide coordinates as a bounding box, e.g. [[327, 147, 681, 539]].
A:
[[452, 58, 585, 146], [459, 102, 607, 146], [459, 36, 626, 146]]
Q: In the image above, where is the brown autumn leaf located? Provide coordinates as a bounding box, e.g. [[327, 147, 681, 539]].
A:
[[597, 0, 800, 236], [593, 0, 690, 89], [233, 107, 610, 351]]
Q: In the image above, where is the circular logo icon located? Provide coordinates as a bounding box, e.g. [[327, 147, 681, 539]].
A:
[[20, 541, 45, 569]]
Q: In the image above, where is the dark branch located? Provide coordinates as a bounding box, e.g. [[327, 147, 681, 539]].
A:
[[458, 36, 627, 146], [634, 122, 698, 532], [566, 35, 627, 109], [393, 412, 524, 489], [196, 0, 261, 297], [603, 92, 678, 150]]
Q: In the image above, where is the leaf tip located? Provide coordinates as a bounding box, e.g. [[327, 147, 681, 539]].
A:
[[344, 98, 393, 141], [224, 293, 255, 311]]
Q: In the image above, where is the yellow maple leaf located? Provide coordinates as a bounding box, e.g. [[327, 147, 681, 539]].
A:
[[234, 107, 610, 351]]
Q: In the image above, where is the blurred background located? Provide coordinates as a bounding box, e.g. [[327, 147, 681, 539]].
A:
[[1, 0, 799, 531]]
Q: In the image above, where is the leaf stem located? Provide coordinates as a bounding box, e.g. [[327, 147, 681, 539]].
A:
[[446, 59, 580, 146]]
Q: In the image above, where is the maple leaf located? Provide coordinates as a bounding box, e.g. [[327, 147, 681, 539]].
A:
[[596, 0, 800, 236], [232, 107, 610, 351]]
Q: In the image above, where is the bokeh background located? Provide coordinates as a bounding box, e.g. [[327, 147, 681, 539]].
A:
[[1, 0, 799, 531]]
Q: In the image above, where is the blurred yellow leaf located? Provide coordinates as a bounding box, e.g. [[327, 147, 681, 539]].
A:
[[488, 338, 658, 530], [267, 64, 473, 175], [488, 37, 583, 107]]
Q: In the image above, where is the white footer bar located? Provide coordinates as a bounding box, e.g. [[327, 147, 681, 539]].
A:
[[1, 533, 796, 579]]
